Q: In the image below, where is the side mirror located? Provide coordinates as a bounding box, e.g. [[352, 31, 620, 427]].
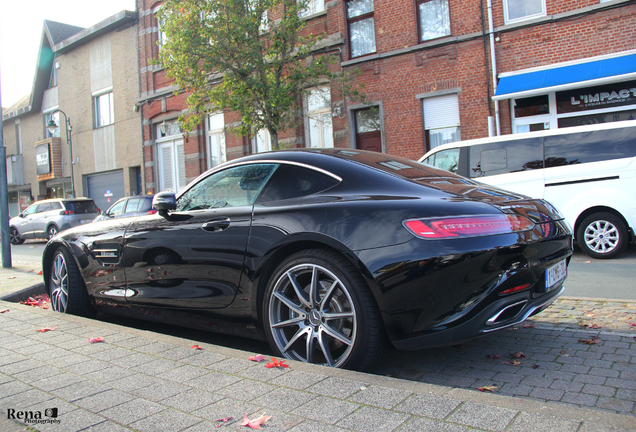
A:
[[152, 191, 177, 217], [19, 213, 24, 218]]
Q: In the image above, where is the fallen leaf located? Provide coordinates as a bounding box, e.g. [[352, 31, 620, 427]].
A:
[[486, 354, 502, 359], [28, 269, 34, 273], [581, 323, 601, 329], [522, 324, 536, 328], [629, 323, 636, 327], [216, 416, 233, 422], [477, 385, 497, 392], [265, 357, 289, 369], [559, 350, 569, 357], [191, 344, 204, 350], [36, 327, 56, 332], [510, 351, 526, 359], [0, 309, 9, 313], [19, 294, 51, 309], [239, 413, 271, 429], [249, 354, 265, 362], [88, 337, 105, 343], [579, 338, 600, 345], [7, 276, 16, 279], [37, 270, 43, 275], [502, 360, 523, 366], [532, 364, 540, 369]]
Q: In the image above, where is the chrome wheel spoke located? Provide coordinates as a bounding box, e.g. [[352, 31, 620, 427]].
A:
[[305, 328, 316, 363], [50, 253, 68, 313], [286, 272, 311, 308], [322, 311, 354, 321], [271, 315, 305, 329], [308, 266, 320, 309], [321, 323, 353, 347], [316, 330, 335, 366], [273, 292, 305, 317], [282, 326, 310, 353]]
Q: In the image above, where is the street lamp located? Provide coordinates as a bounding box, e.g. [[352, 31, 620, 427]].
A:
[[47, 110, 75, 198]]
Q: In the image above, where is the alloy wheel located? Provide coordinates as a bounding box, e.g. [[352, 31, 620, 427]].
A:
[[583, 219, 620, 254], [50, 252, 69, 313]]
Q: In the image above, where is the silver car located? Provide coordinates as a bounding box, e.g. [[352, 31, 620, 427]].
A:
[[92, 195, 156, 222], [9, 198, 100, 244]]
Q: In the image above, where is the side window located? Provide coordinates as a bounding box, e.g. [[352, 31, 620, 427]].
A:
[[177, 164, 277, 211], [470, 138, 543, 178], [423, 148, 460, 173], [108, 200, 126, 216], [545, 129, 636, 167], [23, 205, 37, 216], [36, 203, 52, 213], [50, 202, 64, 210], [256, 164, 340, 203], [125, 199, 143, 213]]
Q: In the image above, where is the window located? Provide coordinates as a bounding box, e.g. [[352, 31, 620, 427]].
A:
[[469, 137, 543, 178], [256, 164, 339, 203], [45, 111, 60, 138], [544, 128, 636, 167], [157, 120, 187, 192], [422, 148, 460, 173], [49, 60, 58, 88], [305, 88, 334, 148], [107, 199, 126, 217], [177, 164, 277, 211], [299, 0, 325, 17], [36, 203, 52, 213], [503, 0, 546, 24], [347, 0, 376, 58], [207, 113, 226, 168], [254, 129, 272, 153], [94, 91, 114, 128], [417, 0, 450, 42], [422, 94, 461, 150]]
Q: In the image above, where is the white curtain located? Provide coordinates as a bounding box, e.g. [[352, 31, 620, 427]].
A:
[[419, 0, 450, 41], [350, 18, 376, 57]]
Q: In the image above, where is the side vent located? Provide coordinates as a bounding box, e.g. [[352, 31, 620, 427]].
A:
[[92, 243, 121, 265]]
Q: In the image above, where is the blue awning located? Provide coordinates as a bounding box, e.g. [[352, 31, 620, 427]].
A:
[[493, 52, 636, 100]]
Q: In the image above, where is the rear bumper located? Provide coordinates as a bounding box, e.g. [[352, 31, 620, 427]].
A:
[[391, 284, 564, 350]]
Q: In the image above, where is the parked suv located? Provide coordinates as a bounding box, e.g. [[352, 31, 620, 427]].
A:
[[9, 198, 100, 244], [92, 195, 156, 222]]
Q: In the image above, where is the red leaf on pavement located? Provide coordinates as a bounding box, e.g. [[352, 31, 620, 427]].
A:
[[579, 338, 600, 345], [191, 345, 204, 350], [581, 323, 601, 329], [0, 309, 9, 313], [88, 337, 104, 343], [19, 294, 50, 309], [522, 324, 536, 328], [37, 271, 43, 275], [7, 276, 16, 279], [477, 385, 497, 392], [629, 323, 636, 327], [216, 416, 233, 422], [239, 413, 271, 429], [532, 364, 540, 369], [36, 327, 56, 332], [510, 351, 526, 359], [249, 354, 265, 362], [486, 354, 502, 359], [265, 357, 289, 369]]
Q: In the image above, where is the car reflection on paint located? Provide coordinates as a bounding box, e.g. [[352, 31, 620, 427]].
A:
[[42, 149, 572, 370]]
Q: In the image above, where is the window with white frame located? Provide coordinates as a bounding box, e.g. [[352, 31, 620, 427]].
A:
[[254, 129, 272, 153], [417, 0, 451, 41], [45, 110, 60, 138], [94, 91, 114, 128], [422, 93, 461, 150], [503, 0, 546, 24], [305, 87, 334, 148], [299, 0, 325, 17], [207, 112, 226, 168], [346, 0, 376, 58], [156, 121, 187, 192]]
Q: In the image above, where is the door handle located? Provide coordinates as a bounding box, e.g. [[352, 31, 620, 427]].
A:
[[201, 218, 230, 232]]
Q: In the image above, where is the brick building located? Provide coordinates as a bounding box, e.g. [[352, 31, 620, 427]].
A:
[[2, 11, 143, 215], [137, 0, 636, 194]]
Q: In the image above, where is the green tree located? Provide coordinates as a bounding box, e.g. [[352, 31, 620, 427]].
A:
[[157, 0, 362, 150]]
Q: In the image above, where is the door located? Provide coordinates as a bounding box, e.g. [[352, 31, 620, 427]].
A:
[[355, 107, 382, 152], [14, 203, 38, 239], [123, 163, 277, 309], [86, 170, 125, 214]]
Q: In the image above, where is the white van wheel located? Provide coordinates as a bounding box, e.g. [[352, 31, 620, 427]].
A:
[[577, 212, 628, 259]]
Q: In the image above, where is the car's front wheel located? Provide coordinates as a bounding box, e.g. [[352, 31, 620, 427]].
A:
[[9, 227, 24, 245], [577, 212, 628, 259], [49, 247, 96, 317], [47, 225, 58, 240], [263, 249, 387, 370]]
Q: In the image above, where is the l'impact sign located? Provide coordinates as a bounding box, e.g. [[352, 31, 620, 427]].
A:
[[557, 80, 636, 114], [35, 143, 51, 175]]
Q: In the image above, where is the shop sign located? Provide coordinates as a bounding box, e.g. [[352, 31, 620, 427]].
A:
[[35, 144, 51, 175], [557, 80, 636, 114]]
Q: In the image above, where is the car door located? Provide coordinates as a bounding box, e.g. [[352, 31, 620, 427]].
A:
[[14, 204, 38, 238], [31, 202, 52, 238], [123, 163, 277, 309]]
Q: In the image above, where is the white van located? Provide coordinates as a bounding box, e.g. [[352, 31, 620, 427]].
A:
[[419, 120, 636, 259]]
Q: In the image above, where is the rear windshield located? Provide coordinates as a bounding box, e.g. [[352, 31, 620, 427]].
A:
[[64, 200, 99, 214]]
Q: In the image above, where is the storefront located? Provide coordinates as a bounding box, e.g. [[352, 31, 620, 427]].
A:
[[494, 50, 636, 134]]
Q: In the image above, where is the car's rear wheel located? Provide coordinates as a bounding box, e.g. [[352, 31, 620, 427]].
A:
[[577, 212, 628, 259], [263, 249, 387, 370], [9, 227, 24, 245], [47, 225, 58, 240], [49, 247, 96, 317]]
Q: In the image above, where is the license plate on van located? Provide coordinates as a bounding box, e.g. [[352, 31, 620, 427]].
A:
[[80, 219, 92, 224], [546, 260, 567, 292]]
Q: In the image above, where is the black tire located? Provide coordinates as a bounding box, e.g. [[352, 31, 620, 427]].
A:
[[262, 249, 388, 371], [47, 225, 59, 240], [9, 227, 24, 245], [577, 212, 628, 259], [49, 247, 96, 318]]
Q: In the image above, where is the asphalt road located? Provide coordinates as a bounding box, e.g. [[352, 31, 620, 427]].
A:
[[6, 239, 636, 300]]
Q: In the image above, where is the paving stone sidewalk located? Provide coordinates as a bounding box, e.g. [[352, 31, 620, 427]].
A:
[[2, 300, 635, 432]]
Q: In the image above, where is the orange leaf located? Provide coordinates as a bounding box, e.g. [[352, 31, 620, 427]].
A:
[[36, 327, 56, 332], [7, 276, 16, 279], [477, 385, 497, 392], [88, 337, 104, 343], [265, 357, 289, 369], [191, 345, 204, 350]]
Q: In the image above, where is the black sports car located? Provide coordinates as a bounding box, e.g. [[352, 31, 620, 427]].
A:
[[42, 149, 572, 370]]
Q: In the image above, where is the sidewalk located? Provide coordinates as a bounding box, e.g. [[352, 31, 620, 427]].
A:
[[1, 265, 635, 432]]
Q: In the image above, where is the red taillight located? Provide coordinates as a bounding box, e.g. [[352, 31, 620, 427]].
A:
[[60, 210, 75, 215], [147, 209, 157, 215], [403, 214, 535, 239], [500, 283, 532, 295]]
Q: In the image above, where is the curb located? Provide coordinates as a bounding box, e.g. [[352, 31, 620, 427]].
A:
[[0, 283, 45, 303]]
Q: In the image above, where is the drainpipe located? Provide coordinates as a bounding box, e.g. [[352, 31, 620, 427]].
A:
[[487, 0, 501, 136]]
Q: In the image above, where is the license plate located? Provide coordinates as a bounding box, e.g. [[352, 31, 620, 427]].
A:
[[546, 259, 567, 291], [80, 219, 92, 224]]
